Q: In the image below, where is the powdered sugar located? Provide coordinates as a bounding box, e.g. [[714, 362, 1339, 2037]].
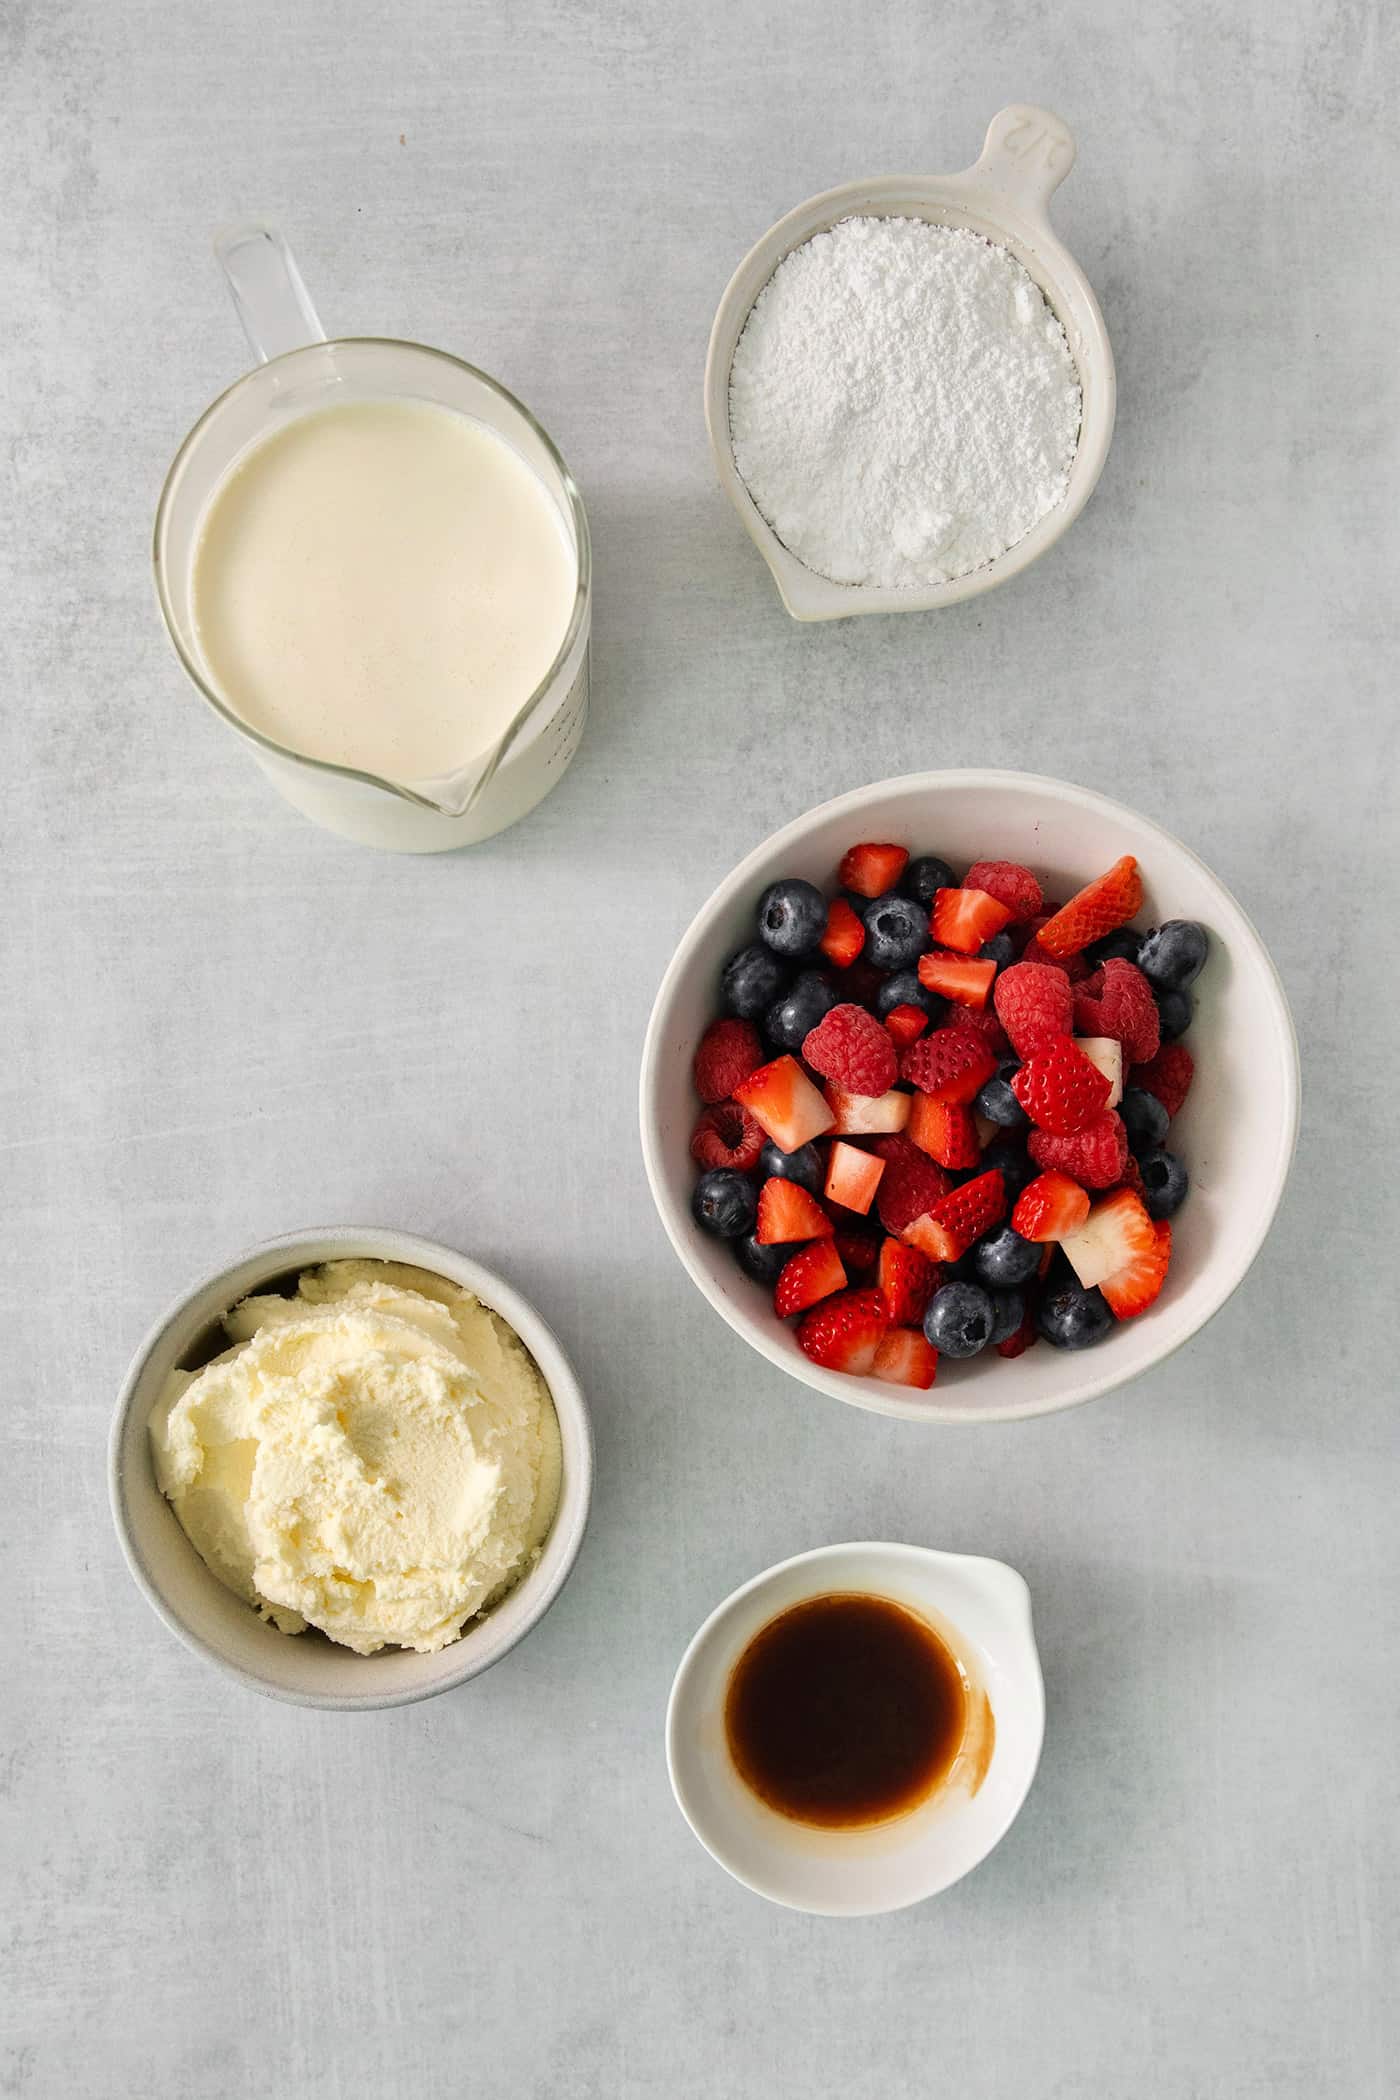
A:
[[728, 216, 1082, 590]]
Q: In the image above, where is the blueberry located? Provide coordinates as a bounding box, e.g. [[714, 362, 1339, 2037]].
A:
[[756, 878, 827, 959], [1120, 1085, 1170, 1154], [1086, 928, 1143, 967], [1137, 1147, 1189, 1220], [764, 970, 836, 1051], [692, 1169, 757, 1238], [722, 943, 788, 1020], [980, 931, 1017, 969], [1155, 988, 1193, 1042], [975, 1058, 1027, 1130], [923, 1281, 996, 1359], [876, 969, 942, 1021], [987, 1288, 1025, 1347], [970, 1224, 1042, 1289], [861, 891, 930, 971], [983, 1142, 1038, 1200], [759, 1138, 824, 1196], [902, 855, 958, 909], [1036, 1282, 1114, 1349], [734, 1233, 790, 1285], [1137, 919, 1209, 991]]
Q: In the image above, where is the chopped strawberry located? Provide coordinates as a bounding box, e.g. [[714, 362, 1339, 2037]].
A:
[[689, 1100, 765, 1173], [964, 859, 1044, 924], [994, 961, 1073, 1057], [796, 1288, 889, 1374], [693, 1017, 765, 1103], [802, 1003, 898, 1097], [901, 1168, 1007, 1262], [1101, 1216, 1171, 1319], [917, 950, 997, 1009], [825, 1084, 911, 1136], [1022, 922, 1093, 980], [755, 1177, 834, 1245], [833, 1224, 881, 1273], [734, 1055, 835, 1153], [877, 1239, 939, 1326], [884, 1003, 930, 1050], [774, 1240, 848, 1318], [1073, 959, 1160, 1065], [838, 842, 910, 899], [819, 896, 866, 968], [868, 1132, 953, 1235], [1011, 1034, 1113, 1135], [907, 1094, 981, 1169], [1075, 1035, 1124, 1108], [1028, 1111, 1130, 1189], [1035, 856, 1143, 960], [1060, 1190, 1171, 1317], [1012, 1169, 1091, 1242], [872, 1328, 938, 1390], [995, 1304, 1039, 1357], [901, 1025, 998, 1104], [824, 1141, 886, 1216], [1130, 1042, 1194, 1120], [930, 886, 1015, 954]]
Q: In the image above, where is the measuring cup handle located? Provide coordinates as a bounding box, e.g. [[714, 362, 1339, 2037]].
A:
[[213, 223, 328, 365], [967, 105, 1077, 217]]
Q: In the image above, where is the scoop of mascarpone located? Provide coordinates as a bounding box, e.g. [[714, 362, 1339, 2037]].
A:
[[149, 1260, 561, 1655]]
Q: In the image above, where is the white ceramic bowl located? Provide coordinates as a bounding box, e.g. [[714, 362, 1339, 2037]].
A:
[[705, 104, 1115, 621], [667, 1543, 1044, 1914], [109, 1227, 593, 1709], [640, 770, 1300, 1424]]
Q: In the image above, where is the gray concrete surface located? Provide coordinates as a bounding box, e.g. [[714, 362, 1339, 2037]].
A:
[[2, 2, 1396, 2094]]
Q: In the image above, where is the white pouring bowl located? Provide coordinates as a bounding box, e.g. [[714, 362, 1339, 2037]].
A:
[[639, 771, 1300, 1424], [109, 1227, 593, 1709], [705, 104, 1115, 620], [666, 1543, 1044, 1915]]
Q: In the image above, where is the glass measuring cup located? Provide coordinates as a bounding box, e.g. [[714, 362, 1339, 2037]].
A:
[[154, 226, 592, 851]]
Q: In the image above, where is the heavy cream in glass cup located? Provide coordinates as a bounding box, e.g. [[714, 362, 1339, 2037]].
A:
[[155, 226, 591, 851]]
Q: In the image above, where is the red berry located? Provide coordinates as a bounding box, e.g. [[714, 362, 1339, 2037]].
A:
[[734, 1056, 835, 1153], [833, 1224, 882, 1273], [917, 951, 997, 1009], [693, 1017, 764, 1103], [1011, 1034, 1113, 1136], [774, 1240, 848, 1319], [1129, 1043, 1194, 1120], [877, 1239, 939, 1326], [689, 1100, 765, 1173], [901, 1025, 997, 1104], [907, 1094, 981, 1169], [1073, 958, 1160, 1066], [993, 961, 1073, 1057], [1012, 1170, 1091, 1242], [1028, 1111, 1130, 1189], [797, 1288, 889, 1374], [995, 1305, 1039, 1358], [823, 1140, 886, 1216], [1035, 856, 1143, 960], [956, 1005, 1010, 1053], [838, 842, 910, 899], [868, 1132, 953, 1235], [802, 1003, 898, 1098], [755, 1178, 833, 1245], [884, 1002, 930, 1050], [819, 897, 866, 968], [930, 886, 1014, 954], [964, 859, 1043, 924], [901, 1168, 1007, 1262], [872, 1328, 939, 1389]]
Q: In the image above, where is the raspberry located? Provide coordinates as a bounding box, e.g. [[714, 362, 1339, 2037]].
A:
[[802, 1002, 897, 1097], [1073, 959, 1160, 1066], [965, 859, 1043, 924], [1028, 1111, 1130, 1189], [1021, 919, 1092, 979], [1011, 1035, 1113, 1136], [868, 1133, 952, 1235], [900, 1025, 997, 1103], [693, 1018, 764, 1104], [993, 961, 1073, 1057], [833, 1225, 881, 1273], [955, 1005, 1010, 1053], [689, 1101, 765, 1173], [1129, 1043, 1194, 1120]]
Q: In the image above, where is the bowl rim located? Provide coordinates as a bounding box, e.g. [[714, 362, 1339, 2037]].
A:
[[638, 768, 1301, 1424], [108, 1225, 594, 1709], [664, 1540, 1046, 1914]]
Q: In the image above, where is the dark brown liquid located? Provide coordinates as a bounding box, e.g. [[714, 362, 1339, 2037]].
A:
[[725, 1592, 968, 1829]]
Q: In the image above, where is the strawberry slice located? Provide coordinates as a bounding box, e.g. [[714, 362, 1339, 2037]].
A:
[[1058, 1187, 1165, 1304], [839, 842, 909, 899], [755, 1177, 833, 1245], [1100, 1216, 1171, 1319], [868, 1132, 953, 1234], [930, 886, 1015, 954], [1012, 1170, 1091, 1242], [907, 1094, 981, 1169], [964, 859, 1043, 924], [824, 1084, 911, 1137], [901, 1168, 1007, 1262], [819, 896, 866, 968], [877, 1239, 939, 1325], [796, 1288, 889, 1374], [901, 1025, 998, 1104], [883, 1003, 930, 1051], [823, 1141, 885, 1216], [1035, 856, 1143, 960], [1011, 1034, 1113, 1135], [774, 1240, 848, 1318], [917, 950, 998, 1010], [872, 1328, 938, 1390], [734, 1055, 835, 1153]]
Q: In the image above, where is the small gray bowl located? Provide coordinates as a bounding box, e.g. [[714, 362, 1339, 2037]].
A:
[[109, 1226, 593, 1709]]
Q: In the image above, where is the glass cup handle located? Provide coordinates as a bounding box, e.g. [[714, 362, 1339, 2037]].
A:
[[213, 223, 327, 366]]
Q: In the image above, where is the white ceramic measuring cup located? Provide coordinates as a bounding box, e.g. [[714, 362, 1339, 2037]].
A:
[[705, 104, 1115, 621], [154, 226, 592, 852]]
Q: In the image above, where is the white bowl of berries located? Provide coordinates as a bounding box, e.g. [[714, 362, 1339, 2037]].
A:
[[639, 771, 1299, 1423]]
